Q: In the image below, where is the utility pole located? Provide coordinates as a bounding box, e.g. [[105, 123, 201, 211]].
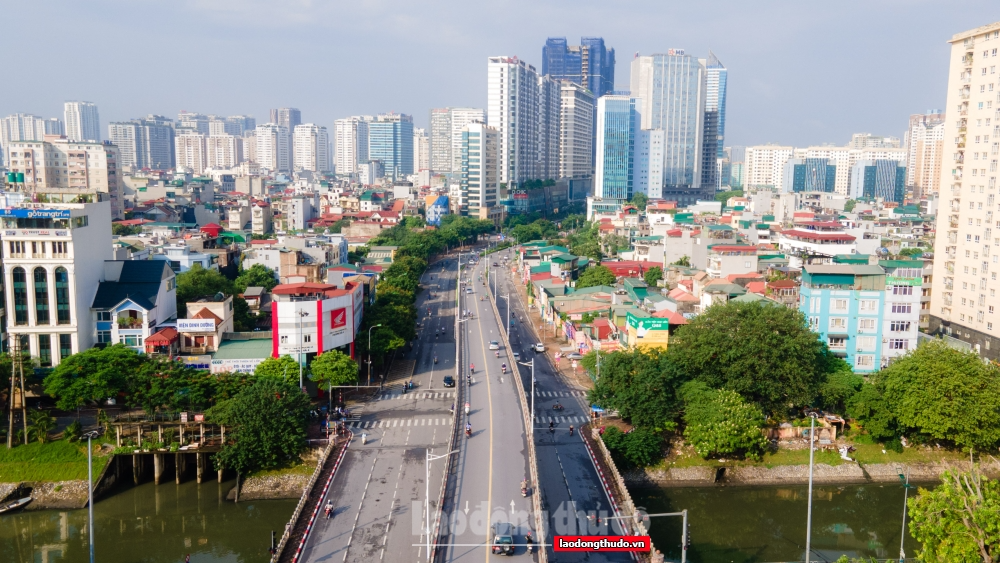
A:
[[85, 430, 102, 563], [426, 448, 459, 559], [805, 413, 817, 563]]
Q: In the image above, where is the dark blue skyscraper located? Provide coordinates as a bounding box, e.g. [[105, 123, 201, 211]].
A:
[[542, 37, 615, 97]]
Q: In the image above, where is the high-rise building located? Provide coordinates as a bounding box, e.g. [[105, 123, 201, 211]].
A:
[[782, 158, 838, 193], [630, 51, 710, 204], [271, 108, 301, 167], [702, 52, 728, 189], [225, 115, 256, 136], [744, 145, 795, 191], [542, 37, 616, 97], [175, 130, 208, 174], [334, 116, 371, 175], [905, 111, 946, 198], [1, 114, 63, 164], [929, 22, 1000, 358], [413, 127, 430, 172], [255, 124, 290, 173], [368, 113, 413, 181], [594, 95, 640, 200], [728, 146, 746, 189], [487, 56, 561, 187], [428, 107, 486, 174], [3, 138, 123, 218], [64, 101, 100, 142], [848, 159, 907, 202], [177, 111, 210, 135], [461, 122, 499, 218], [559, 82, 596, 179], [293, 124, 330, 173], [107, 122, 141, 170], [849, 133, 901, 149], [206, 134, 243, 170], [108, 115, 176, 171]]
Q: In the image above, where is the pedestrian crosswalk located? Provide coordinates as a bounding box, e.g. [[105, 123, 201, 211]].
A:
[[533, 390, 586, 398], [348, 417, 454, 429], [533, 416, 588, 424], [376, 391, 456, 401]]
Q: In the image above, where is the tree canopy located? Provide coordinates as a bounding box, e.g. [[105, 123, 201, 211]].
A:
[[714, 189, 743, 204], [309, 350, 358, 389], [254, 356, 304, 387], [643, 266, 663, 288], [576, 265, 616, 289], [681, 381, 768, 460], [175, 263, 234, 316], [234, 263, 278, 293], [668, 301, 844, 415], [908, 465, 1000, 562], [584, 349, 686, 431]]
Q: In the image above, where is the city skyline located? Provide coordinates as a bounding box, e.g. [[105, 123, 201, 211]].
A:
[[2, 1, 996, 148]]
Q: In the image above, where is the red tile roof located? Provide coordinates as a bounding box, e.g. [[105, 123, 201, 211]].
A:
[[652, 309, 688, 324], [145, 327, 179, 343]]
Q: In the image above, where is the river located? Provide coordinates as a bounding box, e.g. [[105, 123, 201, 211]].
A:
[[633, 483, 923, 563], [0, 480, 296, 563]]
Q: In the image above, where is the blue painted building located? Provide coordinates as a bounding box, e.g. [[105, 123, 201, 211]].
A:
[[542, 37, 615, 97], [367, 113, 413, 181], [426, 195, 449, 226], [849, 159, 907, 202], [594, 95, 639, 200]]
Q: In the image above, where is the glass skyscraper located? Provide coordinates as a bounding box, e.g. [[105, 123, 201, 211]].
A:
[[368, 113, 414, 181], [594, 95, 639, 200], [542, 37, 615, 97], [701, 52, 728, 189]]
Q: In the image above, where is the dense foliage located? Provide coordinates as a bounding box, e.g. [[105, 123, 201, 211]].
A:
[[309, 349, 359, 389], [576, 265, 616, 289], [601, 426, 662, 467], [234, 263, 278, 292], [848, 341, 1000, 450], [681, 381, 768, 460], [584, 349, 685, 431], [714, 189, 744, 204], [908, 466, 1000, 562], [210, 377, 311, 475], [175, 263, 260, 331], [643, 266, 663, 288]]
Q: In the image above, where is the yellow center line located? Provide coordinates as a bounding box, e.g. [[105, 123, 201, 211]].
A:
[[472, 264, 495, 563]]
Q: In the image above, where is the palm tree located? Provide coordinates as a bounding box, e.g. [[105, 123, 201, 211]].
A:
[[28, 410, 56, 444]]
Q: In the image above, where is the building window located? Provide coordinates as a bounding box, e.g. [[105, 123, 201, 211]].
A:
[[891, 285, 914, 296], [97, 331, 112, 344], [120, 334, 140, 347], [890, 321, 912, 332], [55, 267, 70, 324], [37, 334, 52, 367], [12, 267, 27, 325], [859, 318, 877, 330], [857, 336, 876, 351], [833, 299, 848, 311], [859, 299, 878, 312], [855, 354, 874, 368], [8, 241, 25, 257], [891, 303, 912, 314], [888, 338, 909, 350], [58, 334, 72, 360], [304, 334, 312, 343], [828, 337, 846, 349], [280, 335, 288, 344], [97, 311, 112, 322], [33, 267, 49, 325], [809, 316, 819, 330], [829, 317, 847, 330]]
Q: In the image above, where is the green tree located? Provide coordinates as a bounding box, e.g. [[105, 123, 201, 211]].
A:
[[818, 366, 864, 414], [601, 426, 663, 467], [668, 301, 840, 414], [671, 256, 691, 267], [112, 223, 143, 236], [254, 356, 305, 387], [844, 199, 858, 212], [879, 341, 1000, 450], [681, 381, 768, 460], [846, 382, 901, 443], [309, 350, 359, 389], [210, 377, 311, 475], [714, 189, 744, 204], [628, 193, 648, 210], [232, 296, 258, 332], [585, 349, 688, 431], [43, 344, 146, 411], [643, 266, 663, 288], [175, 264, 235, 316], [908, 465, 1000, 562], [898, 247, 925, 258], [576, 265, 616, 289], [234, 263, 278, 293], [28, 410, 57, 444]]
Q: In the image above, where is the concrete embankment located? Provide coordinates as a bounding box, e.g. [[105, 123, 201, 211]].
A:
[[0, 480, 91, 509], [226, 473, 311, 501], [622, 459, 1000, 488]]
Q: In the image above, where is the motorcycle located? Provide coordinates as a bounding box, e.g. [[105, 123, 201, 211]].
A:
[[525, 533, 534, 553], [501, 364, 507, 374], [569, 426, 574, 436], [552, 403, 564, 411], [494, 350, 499, 358], [520, 479, 528, 497], [469, 364, 475, 374], [325, 503, 333, 519], [434, 356, 438, 364], [465, 426, 472, 438]]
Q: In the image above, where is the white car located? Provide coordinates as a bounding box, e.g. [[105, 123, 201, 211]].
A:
[[513, 352, 520, 361], [488, 341, 500, 350], [466, 288, 472, 294], [533, 343, 545, 353]]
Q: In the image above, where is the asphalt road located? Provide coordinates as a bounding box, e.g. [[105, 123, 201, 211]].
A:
[[300, 255, 461, 563], [485, 246, 633, 563]]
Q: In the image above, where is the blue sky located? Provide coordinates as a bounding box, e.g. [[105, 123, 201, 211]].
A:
[[2, 0, 997, 147]]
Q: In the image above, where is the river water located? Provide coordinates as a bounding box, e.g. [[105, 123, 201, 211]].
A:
[[0, 480, 296, 563], [633, 483, 923, 563]]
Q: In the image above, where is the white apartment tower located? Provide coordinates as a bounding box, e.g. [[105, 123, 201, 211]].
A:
[[175, 130, 207, 175], [334, 117, 370, 175], [256, 123, 290, 173], [429, 107, 486, 174], [413, 127, 430, 172], [64, 101, 100, 142], [1, 114, 64, 164], [930, 21, 1000, 359], [744, 145, 795, 191], [293, 124, 330, 173], [905, 111, 947, 198], [461, 122, 500, 218], [206, 134, 243, 170], [558, 81, 595, 179]]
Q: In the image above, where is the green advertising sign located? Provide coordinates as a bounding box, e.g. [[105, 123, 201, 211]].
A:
[[886, 276, 922, 287], [626, 312, 669, 331]]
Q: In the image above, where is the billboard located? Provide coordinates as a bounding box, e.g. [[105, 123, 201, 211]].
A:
[[211, 357, 267, 374], [330, 307, 347, 329], [177, 319, 217, 332], [0, 208, 72, 219], [626, 313, 669, 333], [177, 355, 212, 370]]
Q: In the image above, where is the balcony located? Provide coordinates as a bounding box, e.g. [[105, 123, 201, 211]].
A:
[[187, 346, 208, 354], [117, 316, 145, 330]]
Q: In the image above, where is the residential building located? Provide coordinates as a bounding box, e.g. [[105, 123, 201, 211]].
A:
[[702, 52, 728, 189], [206, 133, 243, 169], [461, 122, 499, 218], [252, 201, 273, 235], [929, 21, 1000, 359], [630, 51, 710, 204], [64, 101, 100, 142], [334, 116, 371, 175], [358, 160, 384, 185], [904, 111, 946, 198], [91, 260, 176, 352], [728, 146, 746, 189], [368, 113, 413, 181], [107, 115, 175, 171], [152, 243, 216, 273], [799, 264, 887, 373], [293, 124, 331, 173], [778, 222, 857, 268], [256, 123, 290, 173], [1, 114, 63, 164], [849, 133, 901, 149], [1, 198, 113, 365], [271, 108, 301, 168], [177, 111, 210, 135], [429, 107, 485, 174], [879, 259, 923, 365], [541, 37, 616, 97], [174, 130, 207, 174], [178, 295, 234, 354], [848, 159, 907, 202], [224, 115, 256, 136], [413, 127, 430, 172], [594, 95, 640, 200], [559, 82, 596, 179], [744, 145, 795, 191], [782, 158, 838, 193], [3, 137, 123, 218], [270, 281, 364, 363]]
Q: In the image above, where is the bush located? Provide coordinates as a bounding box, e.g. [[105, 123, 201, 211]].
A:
[[681, 382, 768, 460], [63, 420, 82, 442], [601, 427, 663, 468]]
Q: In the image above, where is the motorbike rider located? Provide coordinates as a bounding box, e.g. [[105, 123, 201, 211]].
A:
[[465, 422, 472, 436], [569, 425, 574, 436], [325, 500, 333, 518], [470, 363, 474, 373]]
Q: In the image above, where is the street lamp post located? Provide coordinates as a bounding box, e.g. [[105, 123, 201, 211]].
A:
[[425, 449, 459, 559], [367, 324, 382, 386], [84, 429, 102, 563], [518, 359, 535, 437], [805, 412, 818, 563], [898, 468, 914, 562]]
